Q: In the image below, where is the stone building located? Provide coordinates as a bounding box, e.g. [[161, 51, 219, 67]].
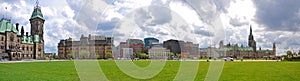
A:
[[57, 35, 114, 59], [179, 41, 199, 58], [204, 26, 276, 58], [163, 39, 181, 55], [148, 45, 170, 59], [0, 3, 45, 60], [163, 39, 199, 58]]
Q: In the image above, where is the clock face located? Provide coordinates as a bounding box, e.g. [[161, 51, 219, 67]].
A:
[[35, 21, 39, 25]]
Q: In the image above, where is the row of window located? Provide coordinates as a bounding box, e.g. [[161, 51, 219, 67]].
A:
[[1, 37, 21, 42], [59, 48, 112, 50]]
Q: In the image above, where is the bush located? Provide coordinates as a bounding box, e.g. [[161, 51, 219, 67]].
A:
[[284, 56, 300, 61]]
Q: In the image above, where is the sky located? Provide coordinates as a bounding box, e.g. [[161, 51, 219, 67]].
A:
[[0, 0, 299, 56]]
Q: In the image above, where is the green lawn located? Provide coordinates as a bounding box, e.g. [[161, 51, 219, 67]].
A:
[[0, 61, 299, 81]]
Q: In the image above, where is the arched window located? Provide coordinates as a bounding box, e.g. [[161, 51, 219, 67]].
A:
[[10, 35, 14, 42]]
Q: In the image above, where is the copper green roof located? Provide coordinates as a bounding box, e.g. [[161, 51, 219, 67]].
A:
[[0, 19, 21, 35], [219, 47, 253, 51], [34, 35, 40, 42], [219, 47, 234, 51], [22, 35, 34, 44], [30, 7, 44, 20], [257, 50, 273, 53]]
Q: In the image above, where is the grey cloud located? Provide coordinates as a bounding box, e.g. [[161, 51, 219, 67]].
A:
[[229, 18, 249, 27], [148, 6, 172, 25], [213, 0, 231, 13], [253, 0, 300, 31], [194, 29, 214, 37], [158, 32, 168, 35], [133, 6, 172, 27], [134, 8, 151, 27], [67, 0, 111, 37], [98, 18, 119, 30]]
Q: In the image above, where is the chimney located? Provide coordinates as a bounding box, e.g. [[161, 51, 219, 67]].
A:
[[16, 23, 19, 31], [26, 32, 28, 36], [21, 26, 24, 36], [89, 34, 91, 40]]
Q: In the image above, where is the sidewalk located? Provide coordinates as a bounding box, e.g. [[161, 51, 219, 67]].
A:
[[0, 60, 68, 63]]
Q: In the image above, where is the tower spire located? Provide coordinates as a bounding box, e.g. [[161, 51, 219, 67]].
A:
[[35, 0, 39, 8], [3, 6, 7, 19], [250, 25, 252, 35]]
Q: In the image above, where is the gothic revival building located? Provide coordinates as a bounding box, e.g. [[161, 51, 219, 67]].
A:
[[217, 26, 276, 58], [0, 4, 45, 60]]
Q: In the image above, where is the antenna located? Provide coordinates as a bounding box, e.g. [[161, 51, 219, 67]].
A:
[[4, 6, 7, 19], [36, 0, 39, 7]]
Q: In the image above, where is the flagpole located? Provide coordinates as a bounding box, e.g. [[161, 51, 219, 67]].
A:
[[4, 7, 7, 19]]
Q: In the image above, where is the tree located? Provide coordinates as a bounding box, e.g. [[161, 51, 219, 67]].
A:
[[169, 52, 174, 59], [68, 52, 74, 59], [298, 50, 300, 55], [106, 52, 112, 59], [139, 53, 148, 59], [176, 54, 181, 58], [52, 54, 58, 59], [286, 50, 293, 58], [170, 52, 174, 56], [79, 51, 90, 59], [96, 54, 100, 59]]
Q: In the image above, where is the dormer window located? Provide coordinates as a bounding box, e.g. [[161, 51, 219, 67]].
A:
[[10, 35, 14, 42]]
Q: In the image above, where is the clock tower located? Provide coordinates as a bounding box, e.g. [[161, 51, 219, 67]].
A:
[[30, 2, 44, 41], [29, 1, 45, 59]]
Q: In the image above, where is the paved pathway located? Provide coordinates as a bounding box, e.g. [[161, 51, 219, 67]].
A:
[[0, 59, 280, 63], [0, 59, 68, 63]]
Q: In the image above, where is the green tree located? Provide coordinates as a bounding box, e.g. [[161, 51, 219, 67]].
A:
[[170, 52, 174, 57], [68, 52, 74, 59], [298, 50, 300, 55], [96, 54, 100, 59], [106, 52, 112, 58], [139, 53, 148, 59], [176, 54, 181, 58], [286, 50, 293, 58], [79, 51, 90, 59], [52, 54, 58, 59], [169, 52, 174, 59]]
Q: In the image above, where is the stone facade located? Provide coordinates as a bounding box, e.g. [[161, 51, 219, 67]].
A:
[[57, 35, 114, 59], [199, 26, 276, 58], [0, 4, 45, 60], [148, 46, 170, 59], [163, 39, 181, 55]]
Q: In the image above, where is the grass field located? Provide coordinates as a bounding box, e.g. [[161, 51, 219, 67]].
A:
[[0, 60, 300, 81]]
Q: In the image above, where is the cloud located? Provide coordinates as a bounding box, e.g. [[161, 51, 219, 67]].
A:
[[229, 18, 249, 27], [98, 17, 120, 30], [253, 0, 300, 31], [1, 0, 299, 55]]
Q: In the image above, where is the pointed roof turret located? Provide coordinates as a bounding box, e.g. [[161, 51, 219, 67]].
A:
[[250, 25, 252, 35], [30, 0, 44, 20], [21, 26, 24, 36]]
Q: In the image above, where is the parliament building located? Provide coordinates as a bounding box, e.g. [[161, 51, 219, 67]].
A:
[[0, 4, 45, 60], [202, 26, 276, 58]]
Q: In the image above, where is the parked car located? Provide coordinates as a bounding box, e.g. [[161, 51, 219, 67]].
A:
[[223, 57, 234, 61]]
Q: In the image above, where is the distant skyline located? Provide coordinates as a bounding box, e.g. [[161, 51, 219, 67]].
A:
[[0, 0, 299, 56]]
